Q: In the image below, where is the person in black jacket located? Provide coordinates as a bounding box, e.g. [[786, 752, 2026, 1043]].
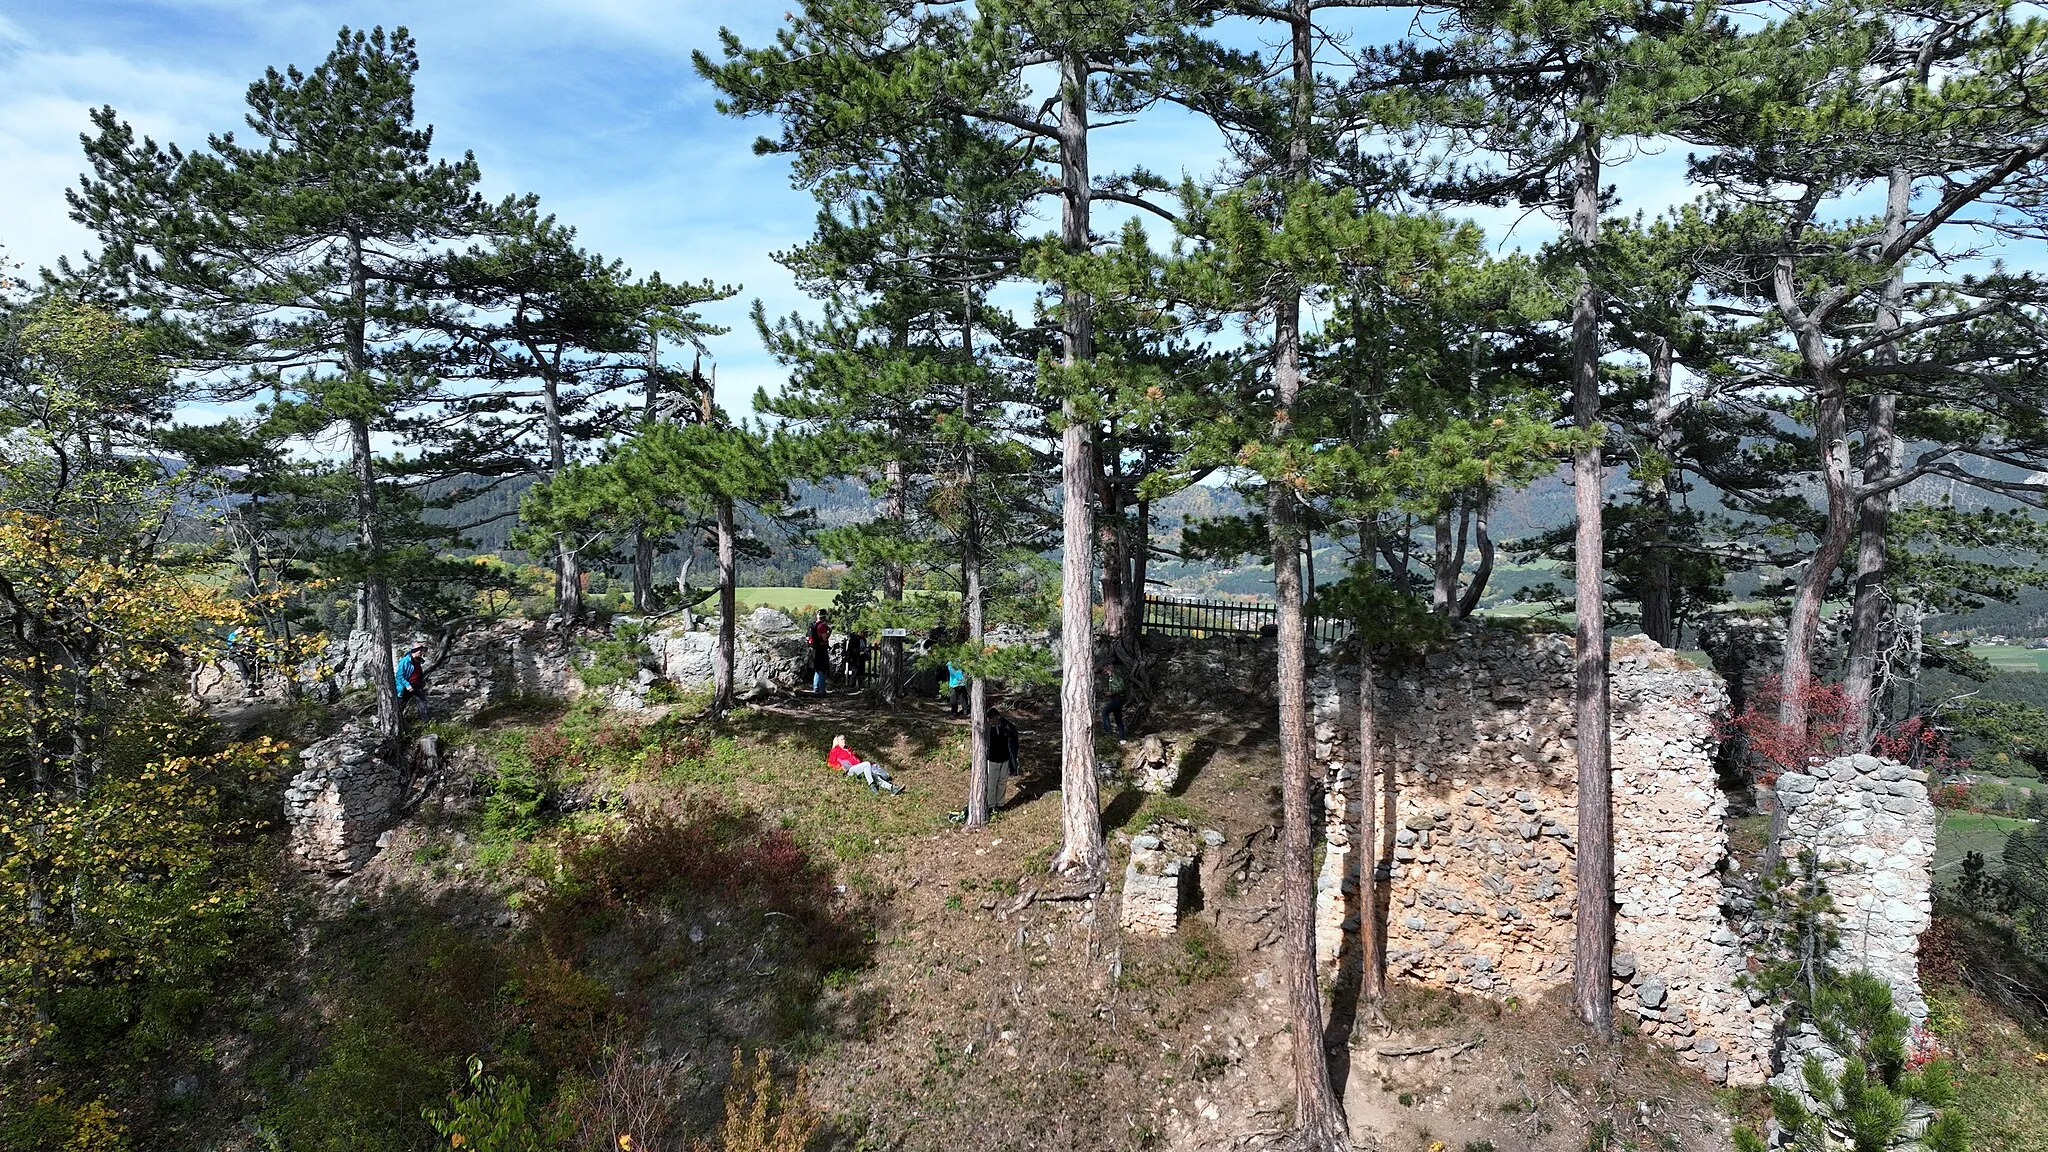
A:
[[986, 708, 1020, 777], [844, 630, 870, 691], [981, 707, 1021, 813]]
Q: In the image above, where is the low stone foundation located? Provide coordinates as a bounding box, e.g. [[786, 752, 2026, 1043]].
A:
[[1311, 627, 1774, 1085], [1120, 823, 1202, 936]]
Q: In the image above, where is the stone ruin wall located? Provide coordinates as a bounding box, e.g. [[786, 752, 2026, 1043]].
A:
[[1779, 754, 1937, 1021], [1311, 628, 1777, 1086]]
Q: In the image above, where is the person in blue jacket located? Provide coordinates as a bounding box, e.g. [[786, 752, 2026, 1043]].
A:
[[946, 660, 969, 717], [394, 642, 430, 721]]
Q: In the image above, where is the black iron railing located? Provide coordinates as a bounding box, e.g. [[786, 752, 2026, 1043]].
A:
[[1141, 594, 1349, 647]]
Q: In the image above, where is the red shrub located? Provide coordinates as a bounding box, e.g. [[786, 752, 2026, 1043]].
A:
[[1716, 676, 1852, 785]]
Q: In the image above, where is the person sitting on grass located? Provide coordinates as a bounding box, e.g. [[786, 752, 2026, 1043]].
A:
[[827, 734, 903, 794]]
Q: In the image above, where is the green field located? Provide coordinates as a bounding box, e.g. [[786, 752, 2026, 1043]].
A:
[[728, 587, 959, 614], [732, 586, 842, 613], [1935, 810, 2036, 880], [1970, 645, 2048, 673]]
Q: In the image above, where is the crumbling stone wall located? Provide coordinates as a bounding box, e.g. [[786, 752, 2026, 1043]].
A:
[[1311, 627, 1775, 1086], [431, 619, 579, 717], [286, 723, 406, 874], [1779, 754, 1936, 1021]]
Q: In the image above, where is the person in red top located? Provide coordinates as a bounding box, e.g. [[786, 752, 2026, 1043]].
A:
[[808, 610, 833, 694], [828, 734, 902, 793]]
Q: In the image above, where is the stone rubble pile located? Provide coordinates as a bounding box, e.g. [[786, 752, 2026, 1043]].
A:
[[1311, 626, 1774, 1085], [1125, 734, 1187, 794]]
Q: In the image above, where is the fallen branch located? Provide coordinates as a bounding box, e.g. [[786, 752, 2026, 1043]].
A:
[[1372, 1036, 1485, 1058]]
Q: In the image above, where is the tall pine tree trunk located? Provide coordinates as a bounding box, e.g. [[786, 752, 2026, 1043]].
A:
[[343, 237, 399, 739], [1431, 506, 1456, 614], [632, 333, 665, 614], [714, 496, 736, 719], [1274, 6, 1345, 1142], [882, 457, 906, 703], [1844, 167, 1912, 749], [543, 366, 584, 623], [1051, 47, 1105, 881], [1099, 455, 1130, 647], [1356, 645, 1385, 1016], [1130, 498, 1150, 642], [1455, 494, 1493, 621], [1774, 344, 1854, 746], [963, 289, 994, 828], [1568, 114, 1615, 1041], [1641, 336, 1677, 648], [1272, 298, 1341, 1141]]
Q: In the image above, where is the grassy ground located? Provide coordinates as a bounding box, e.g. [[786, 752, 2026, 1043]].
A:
[[1921, 916, 2048, 1151], [1935, 810, 2036, 879]]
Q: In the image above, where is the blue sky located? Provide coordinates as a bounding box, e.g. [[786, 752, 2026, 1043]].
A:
[[1, 2, 1702, 415], [2, 1, 838, 411]]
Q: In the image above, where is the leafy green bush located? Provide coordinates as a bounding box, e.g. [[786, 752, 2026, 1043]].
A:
[[426, 1056, 572, 1152]]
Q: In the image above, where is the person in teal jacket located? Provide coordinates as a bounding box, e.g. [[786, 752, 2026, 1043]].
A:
[[394, 642, 430, 721], [947, 661, 968, 718]]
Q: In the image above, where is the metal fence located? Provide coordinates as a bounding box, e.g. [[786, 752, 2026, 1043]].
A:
[[1141, 594, 1349, 647]]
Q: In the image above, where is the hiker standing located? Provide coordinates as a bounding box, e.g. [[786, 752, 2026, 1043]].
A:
[[845, 630, 870, 692], [394, 642, 431, 722], [946, 660, 968, 717], [807, 610, 833, 695], [1099, 661, 1128, 739], [982, 707, 1021, 812]]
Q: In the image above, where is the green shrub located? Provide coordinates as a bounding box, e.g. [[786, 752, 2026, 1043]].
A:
[[425, 1056, 572, 1152], [574, 621, 653, 690]]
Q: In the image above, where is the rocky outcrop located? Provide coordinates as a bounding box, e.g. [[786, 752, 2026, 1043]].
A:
[[285, 724, 406, 874], [1311, 627, 1774, 1086], [1779, 753, 1937, 1021], [429, 620, 579, 718], [647, 608, 814, 698]]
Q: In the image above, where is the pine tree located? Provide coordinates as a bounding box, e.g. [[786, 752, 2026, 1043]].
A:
[[1366, 0, 1740, 1037], [63, 25, 496, 738], [700, 0, 1206, 882], [1687, 2, 2048, 750], [441, 207, 735, 623]]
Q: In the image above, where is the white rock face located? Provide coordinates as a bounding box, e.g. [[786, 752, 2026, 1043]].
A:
[[647, 612, 812, 697]]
